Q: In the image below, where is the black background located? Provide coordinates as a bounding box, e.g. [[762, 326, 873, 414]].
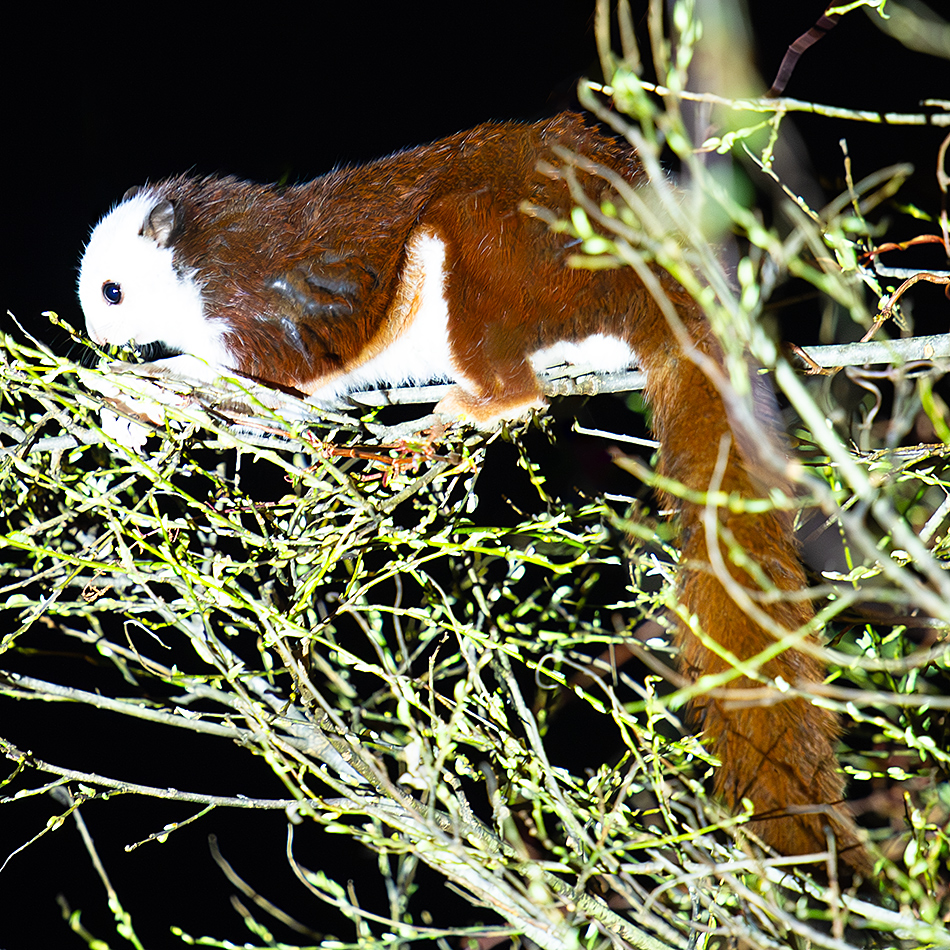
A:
[[2, 2, 947, 948], [5, 2, 947, 344]]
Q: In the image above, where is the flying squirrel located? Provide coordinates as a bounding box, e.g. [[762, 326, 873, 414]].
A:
[[78, 111, 871, 875]]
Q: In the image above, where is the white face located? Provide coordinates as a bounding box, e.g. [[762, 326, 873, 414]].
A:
[[78, 191, 229, 369]]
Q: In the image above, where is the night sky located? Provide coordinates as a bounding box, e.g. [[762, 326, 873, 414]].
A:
[[6, 2, 946, 344]]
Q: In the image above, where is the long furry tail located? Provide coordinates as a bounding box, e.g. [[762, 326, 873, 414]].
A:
[[637, 303, 871, 876]]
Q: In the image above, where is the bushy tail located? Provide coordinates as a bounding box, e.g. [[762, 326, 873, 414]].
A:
[[630, 293, 871, 875]]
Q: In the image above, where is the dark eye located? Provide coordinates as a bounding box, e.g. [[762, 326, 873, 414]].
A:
[[102, 281, 123, 305]]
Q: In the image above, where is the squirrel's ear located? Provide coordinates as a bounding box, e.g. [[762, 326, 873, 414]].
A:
[[141, 199, 177, 248]]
